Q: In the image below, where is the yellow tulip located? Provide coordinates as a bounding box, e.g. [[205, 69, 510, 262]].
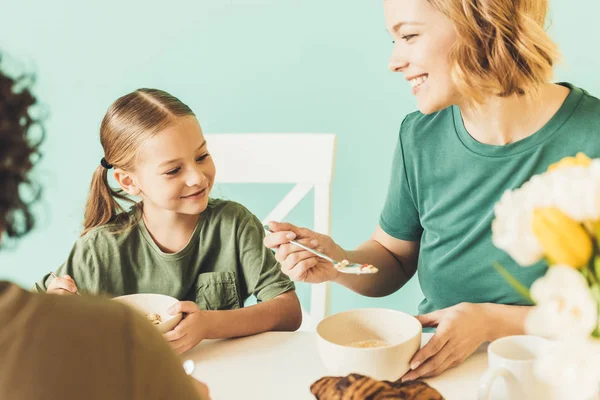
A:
[[547, 152, 592, 172], [532, 207, 593, 268]]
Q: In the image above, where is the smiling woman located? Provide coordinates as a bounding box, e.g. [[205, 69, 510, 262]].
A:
[[384, 0, 558, 113], [263, 0, 600, 381]]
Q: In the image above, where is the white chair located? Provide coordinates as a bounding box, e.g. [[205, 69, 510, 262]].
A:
[[205, 133, 337, 331]]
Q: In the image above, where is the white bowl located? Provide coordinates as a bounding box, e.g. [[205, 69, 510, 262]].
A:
[[316, 308, 422, 381], [113, 293, 182, 334]]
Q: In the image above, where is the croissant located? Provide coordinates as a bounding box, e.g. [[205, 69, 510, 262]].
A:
[[311, 373, 444, 400]]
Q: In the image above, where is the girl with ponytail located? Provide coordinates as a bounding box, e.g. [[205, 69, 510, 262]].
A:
[[37, 88, 301, 354]]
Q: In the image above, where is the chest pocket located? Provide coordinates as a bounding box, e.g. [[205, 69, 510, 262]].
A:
[[195, 271, 241, 310]]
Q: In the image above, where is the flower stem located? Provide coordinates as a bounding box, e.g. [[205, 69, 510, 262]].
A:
[[493, 262, 534, 304]]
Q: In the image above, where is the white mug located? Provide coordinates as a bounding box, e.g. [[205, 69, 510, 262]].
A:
[[478, 335, 556, 400]]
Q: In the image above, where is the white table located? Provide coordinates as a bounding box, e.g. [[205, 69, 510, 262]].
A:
[[184, 332, 491, 399]]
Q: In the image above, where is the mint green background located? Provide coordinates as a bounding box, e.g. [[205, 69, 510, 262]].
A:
[[1, 1, 598, 316]]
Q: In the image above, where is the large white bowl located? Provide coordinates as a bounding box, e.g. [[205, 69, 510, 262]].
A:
[[316, 308, 422, 381], [113, 293, 182, 334]]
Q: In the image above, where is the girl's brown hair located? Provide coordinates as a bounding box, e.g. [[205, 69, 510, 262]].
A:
[[428, 0, 559, 103], [83, 88, 195, 235]]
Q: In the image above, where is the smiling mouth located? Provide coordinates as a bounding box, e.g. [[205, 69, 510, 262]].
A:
[[409, 74, 428, 89], [180, 188, 207, 199]]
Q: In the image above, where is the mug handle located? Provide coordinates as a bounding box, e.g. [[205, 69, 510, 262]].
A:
[[478, 367, 526, 400]]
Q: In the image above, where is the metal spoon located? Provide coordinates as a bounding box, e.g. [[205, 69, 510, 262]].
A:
[[263, 225, 378, 275]]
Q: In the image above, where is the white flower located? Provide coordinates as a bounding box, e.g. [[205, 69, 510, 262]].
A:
[[492, 186, 544, 266], [535, 338, 600, 400], [491, 159, 600, 267], [525, 266, 598, 339], [546, 160, 600, 222]]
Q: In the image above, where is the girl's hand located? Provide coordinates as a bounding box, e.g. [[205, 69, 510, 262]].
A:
[[47, 274, 79, 295], [263, 221, 344, 284], [402, 303, 491, 381], [163, 301, 209, 355]]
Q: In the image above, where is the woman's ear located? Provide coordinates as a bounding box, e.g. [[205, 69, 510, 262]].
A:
[[113, 169, 141, 196]]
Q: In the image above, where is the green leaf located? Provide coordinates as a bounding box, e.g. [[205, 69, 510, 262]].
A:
[[591, 284, 600, 304], [595, 255, 600, 283], [582, 265, 593, 286], [493, 262, 535, 305]]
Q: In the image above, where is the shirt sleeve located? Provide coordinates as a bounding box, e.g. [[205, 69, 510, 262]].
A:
[[34, 236, 102, 294], [127, 308, 205, 400], [236, 212, 295, 302], [379, 120, 423, 241]]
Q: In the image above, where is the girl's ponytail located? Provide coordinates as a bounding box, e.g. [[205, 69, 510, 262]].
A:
[[82, 164, 133, 236]]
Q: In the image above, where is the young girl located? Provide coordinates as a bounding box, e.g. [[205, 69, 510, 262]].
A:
[[2, 60, 208, 399], [37, 88, 302, 354]]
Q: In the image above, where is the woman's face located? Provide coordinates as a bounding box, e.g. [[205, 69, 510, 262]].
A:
[[384, 0, 461, 114]]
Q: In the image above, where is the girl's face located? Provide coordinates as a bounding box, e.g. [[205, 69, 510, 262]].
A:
[[384, 0, 461, 114], [122, 116, 216, 216]]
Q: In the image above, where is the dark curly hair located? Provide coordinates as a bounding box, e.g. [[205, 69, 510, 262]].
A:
[[0, 56, 44, 245]]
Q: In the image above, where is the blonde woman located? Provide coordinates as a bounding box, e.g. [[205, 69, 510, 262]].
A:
[[264, 0, 600, 380]]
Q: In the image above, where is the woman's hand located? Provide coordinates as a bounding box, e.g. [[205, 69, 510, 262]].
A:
[[163, 301, 209, 354], [263, 221, 344, 284], [402, 302, 492, 381]]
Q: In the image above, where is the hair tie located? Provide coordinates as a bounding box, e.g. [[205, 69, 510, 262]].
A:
[[100, 157, 113, 170]]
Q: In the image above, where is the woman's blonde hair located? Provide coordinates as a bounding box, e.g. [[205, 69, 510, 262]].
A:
[[83, 88, 195, 236], [428, 0, 559, 103]]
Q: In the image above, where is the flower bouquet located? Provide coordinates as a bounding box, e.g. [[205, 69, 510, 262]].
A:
[[492, 153, 600, 400]]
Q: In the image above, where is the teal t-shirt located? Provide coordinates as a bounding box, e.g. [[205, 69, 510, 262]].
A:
[[380, 83, 600, 314]]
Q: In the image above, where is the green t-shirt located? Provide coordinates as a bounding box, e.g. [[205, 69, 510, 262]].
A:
[[380, 83, 600, 314], [37, 199, 295, 310]]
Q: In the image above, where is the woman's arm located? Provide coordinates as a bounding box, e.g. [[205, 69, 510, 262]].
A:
[[334, 225, 420, 297], [484, 302, 530, 340], [264, 222, 420, 297]]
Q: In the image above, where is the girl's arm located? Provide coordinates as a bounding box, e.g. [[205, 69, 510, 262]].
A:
[[203, 290, 302, 337], [163, 290, 302, 354]]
